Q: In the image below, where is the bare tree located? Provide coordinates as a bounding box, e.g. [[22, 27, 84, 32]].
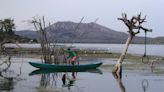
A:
[[112, 13, 152, 77], [31, 16, 66, 64], [31, 16, 52, 63]]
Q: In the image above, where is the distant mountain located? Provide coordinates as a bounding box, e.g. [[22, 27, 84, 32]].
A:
[[152, 37, 164, 44], [15, 21, 164, 44], [15, 30, 38, 39]]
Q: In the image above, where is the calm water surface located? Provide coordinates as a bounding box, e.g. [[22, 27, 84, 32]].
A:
[[70, 43, 164, 56], [4, 43, 164, 56], [0, 57, 164, 92]]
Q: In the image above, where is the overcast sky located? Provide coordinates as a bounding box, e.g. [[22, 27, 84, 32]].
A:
[[0, 0, 163, 37]]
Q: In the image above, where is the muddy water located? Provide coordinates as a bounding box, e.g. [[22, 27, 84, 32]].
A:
[[0, 57, 164, 92]]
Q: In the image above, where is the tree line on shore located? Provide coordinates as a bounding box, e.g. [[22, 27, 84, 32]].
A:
[[0, 18, 37, 44]]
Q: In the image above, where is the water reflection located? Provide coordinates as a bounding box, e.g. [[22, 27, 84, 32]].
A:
[[112, 73, 126, 92], [0, 59, 22, 91], [29, 69, 102, 90], [29, 68, 102, 76], [0, 77, 14, 91], [40, 73, 62, 88], [61, 72, 76, 90], [0, 56, 13, 91], [142, 79, 149, 92]]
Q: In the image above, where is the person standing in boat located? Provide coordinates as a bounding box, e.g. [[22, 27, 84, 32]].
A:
[[66, 48, 78, 65]]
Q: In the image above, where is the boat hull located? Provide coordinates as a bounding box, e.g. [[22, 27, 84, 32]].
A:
[[29, 62, 102, 70]]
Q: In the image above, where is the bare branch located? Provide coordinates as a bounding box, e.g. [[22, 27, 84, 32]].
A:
[[118, 13, 152, 36], [139, 26, 152, 32]]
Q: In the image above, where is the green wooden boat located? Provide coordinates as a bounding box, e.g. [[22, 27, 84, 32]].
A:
[[29, 62, 102, 70]]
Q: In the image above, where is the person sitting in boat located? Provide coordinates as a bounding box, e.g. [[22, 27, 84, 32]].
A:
[[66, 48, 78, 65]]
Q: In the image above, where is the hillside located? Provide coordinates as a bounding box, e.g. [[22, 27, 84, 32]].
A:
[[15, 21, 164, 44]]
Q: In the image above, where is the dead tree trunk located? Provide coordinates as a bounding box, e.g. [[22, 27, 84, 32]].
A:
[[112, 34, 133, 76], [112, 13, 152, 77]]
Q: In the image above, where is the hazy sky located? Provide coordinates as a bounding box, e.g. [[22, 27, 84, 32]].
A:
[[0, 0, 164, 37]]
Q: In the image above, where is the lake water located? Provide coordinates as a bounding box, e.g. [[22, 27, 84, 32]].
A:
[[70, 43, 164, 57], [1, 56, 164, 92], [1, 43, 164, 92], [4, 43, 164, 56]]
